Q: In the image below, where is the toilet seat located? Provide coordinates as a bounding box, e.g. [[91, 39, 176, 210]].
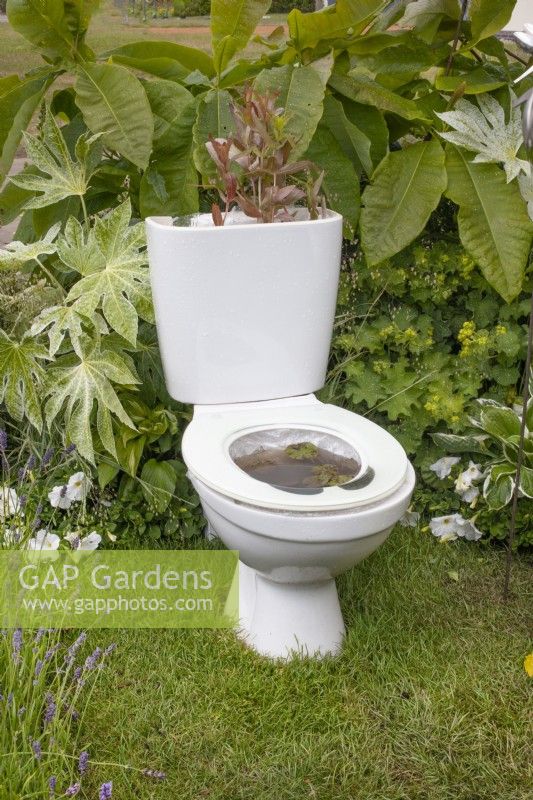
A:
[[182, 396, 409, 513]]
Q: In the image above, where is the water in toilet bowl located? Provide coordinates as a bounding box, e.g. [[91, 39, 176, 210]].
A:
[[230, 428, 362, 490]]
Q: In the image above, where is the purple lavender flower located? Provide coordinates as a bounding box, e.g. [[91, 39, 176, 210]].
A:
[[34, 659, 44, 680], [7, 692, 13, 707], [72, 667, 82, 682], [103, 643, 117, 657], [64, 632, 87, 666], [43, 693, 56, 727], [99, 782, 112, 800], [31, 739, 42, 760], [0, 430, 7, 450], [33, 504, 43, 530], [64, 782, 80, 796], [48, 775, 56, 795], [142, 768, 166, 780], [41, 448, 54, 468], [18, 706, 26, 716], [44, 643, 61, 662], [63, 444, 76, 457], [84, 647, 102, 671], [78, 750, 89, 775], [12, 628, 22, 663], [34, 628, 47, 644]]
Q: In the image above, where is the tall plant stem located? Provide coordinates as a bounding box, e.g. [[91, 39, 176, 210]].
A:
[[80, 194, 90, 232], [503, 288, 533, 601], [445, 0, 470, 76]]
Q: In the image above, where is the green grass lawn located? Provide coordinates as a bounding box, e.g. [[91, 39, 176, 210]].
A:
[[80, 528, 532, 800], [0, 3, 286, 76]]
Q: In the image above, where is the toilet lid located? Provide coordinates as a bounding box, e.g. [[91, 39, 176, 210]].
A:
[[182, 399, 410, 513]]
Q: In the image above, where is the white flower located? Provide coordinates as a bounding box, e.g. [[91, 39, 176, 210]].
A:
[[455, 461, 483, 503], [429, 514, 463, 541], [456, 517, 483, 542], [27, 530, 60, 551], [429, 456, 460, 479], [400, 510, 420, 528], [64, 531, 101, 551], [48, 485, 72, 510], [66, 472, 90, 502], [459, 485, 480, 506], [0, 487, 22, 520]]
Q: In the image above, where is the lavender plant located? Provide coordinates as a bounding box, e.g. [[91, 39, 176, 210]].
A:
[[0, 628, 116, 797], [205, 86, 325, 226]]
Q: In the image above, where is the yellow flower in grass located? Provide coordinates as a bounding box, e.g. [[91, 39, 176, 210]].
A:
[[524, 653, 533, 678]]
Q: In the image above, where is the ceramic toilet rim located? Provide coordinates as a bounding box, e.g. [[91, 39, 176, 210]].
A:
[[190, 463, 416, 542], [182, 402, 409, 513]]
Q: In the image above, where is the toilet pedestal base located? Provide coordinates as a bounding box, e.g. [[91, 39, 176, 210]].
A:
[[237, 561, 345, 659]]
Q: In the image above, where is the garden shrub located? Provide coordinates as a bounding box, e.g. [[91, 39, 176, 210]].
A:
[[269, 0, 314, 13], [173, 0, 210, 17], [0, 0, 532, 548], [326, 203, 532, 546]]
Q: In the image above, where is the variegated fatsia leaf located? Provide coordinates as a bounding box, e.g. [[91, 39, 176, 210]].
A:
[[10, 106, 102, 209], [59, 199, 153, 345], [0, 330, 50, 430], [0, 223, 60, 270], [30, 304, 108, 358], [436, 93, 530, 183], [44, 336, 139, 463]]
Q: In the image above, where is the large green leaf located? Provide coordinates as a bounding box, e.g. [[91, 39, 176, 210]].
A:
[[10, 107, 102, 209], [44, 337, 139, 463], [211, 0, 272, 71], [107, 40, 215, 81], [321, 94, 372, 177], [288, 0, 386, 51], [398, 0, 459, 44], [193, 89, 234, 179], [0, 71, 53, 183], [7, 0, 75, 56], [140, 459, 177, 513], [469, 0, 516, 43], [329, 72, 428, 122], [338, 97, 388, 169], [445, 145, 533, 303], [305, 124, 360, 240], [361, 140, 447, 265], [140, 79, 199, 216], [479, 406, 521, 440], [60, 201, 152, 345], [0, 330, 49, 430], [140, 157, 198, 218], [144, 78, 197, 156], [254, 62, 329, 159], [75, 63, 153, 170]]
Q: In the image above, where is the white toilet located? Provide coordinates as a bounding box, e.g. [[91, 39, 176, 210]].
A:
[[146, 211, 415, 660]]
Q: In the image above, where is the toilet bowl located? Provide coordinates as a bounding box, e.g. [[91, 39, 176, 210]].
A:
[[182, 394, 415, 659], [145, 211, 415, 660]]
